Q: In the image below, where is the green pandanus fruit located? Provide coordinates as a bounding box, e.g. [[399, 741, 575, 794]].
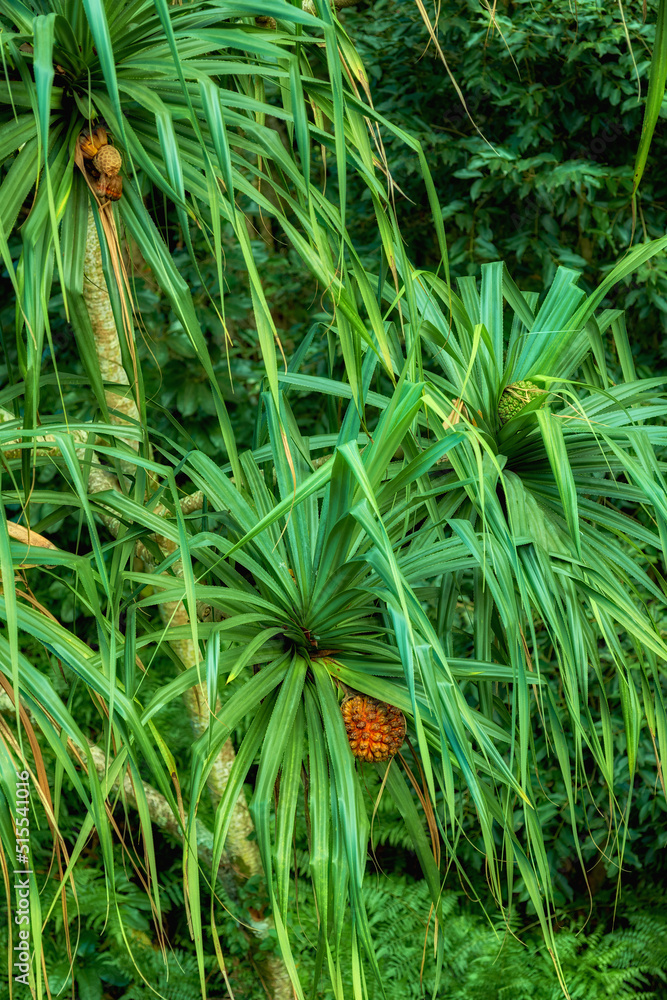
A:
[[498, 379, 546, 425]]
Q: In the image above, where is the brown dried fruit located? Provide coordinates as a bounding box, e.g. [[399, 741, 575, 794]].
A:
[[95, 173, 110, 198], [92, 144, 122, 177], [342, 695, 405, 763], [105, 175, 123, 201]]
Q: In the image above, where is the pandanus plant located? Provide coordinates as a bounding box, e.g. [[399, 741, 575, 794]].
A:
[[0, 0, 440, 475], [388, 251, 667, 913]]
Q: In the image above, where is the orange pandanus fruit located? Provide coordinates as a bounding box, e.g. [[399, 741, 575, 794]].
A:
[[342, 694, 406, 763]]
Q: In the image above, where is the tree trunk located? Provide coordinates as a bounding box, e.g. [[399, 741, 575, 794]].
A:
[[82, 208, 141, 447]]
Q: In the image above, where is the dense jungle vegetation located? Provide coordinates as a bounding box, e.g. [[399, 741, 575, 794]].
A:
[[1, 0, 667, 998]]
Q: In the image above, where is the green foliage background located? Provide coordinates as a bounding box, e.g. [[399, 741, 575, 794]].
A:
[[2, 0, 667, 997], [344, 0, 667, 349]]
